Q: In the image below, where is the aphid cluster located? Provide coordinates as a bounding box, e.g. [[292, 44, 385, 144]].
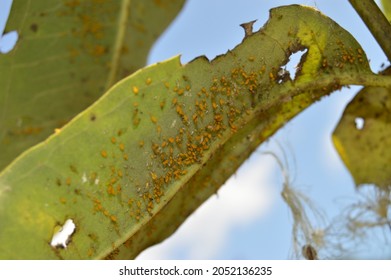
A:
[[47, 13, 368, 258]]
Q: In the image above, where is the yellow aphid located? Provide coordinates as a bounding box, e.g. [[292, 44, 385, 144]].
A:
[[132, 86, 139, 95], [150, 115, 157, 124], [146, 77, 152, 85], [150, 172, 158, 180], [101, 150, 108, 158]]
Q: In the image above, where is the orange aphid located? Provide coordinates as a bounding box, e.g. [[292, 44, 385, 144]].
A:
[[132, 86, 139, 95], [107, 185, 115, 195], [150, 172, 158, 180], [150, 115, 157, 124]]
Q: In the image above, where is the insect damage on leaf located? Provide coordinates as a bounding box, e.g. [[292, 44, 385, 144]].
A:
[[240, 20, 257, 38], [333, 68, 391, 188], [0, 0, 18, 54], [0, 0, 186, 171], [0, 5, 377, 259], [50, 219, 76, 249]]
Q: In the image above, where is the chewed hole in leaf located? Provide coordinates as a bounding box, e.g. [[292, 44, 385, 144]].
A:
[[0, 31, 18, 53], [278, 49, 308, 83], [0, 0, 18, 54], [354, 117, 365, 130], [50, 219, 76, 249]]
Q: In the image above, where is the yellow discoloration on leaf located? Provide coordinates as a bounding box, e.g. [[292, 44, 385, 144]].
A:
[[333, 69, 391, 188], [0, 5, 388, 260], [296, 23, 326, 83]]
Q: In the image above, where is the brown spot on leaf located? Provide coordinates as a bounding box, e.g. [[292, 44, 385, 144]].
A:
[[30, 23, 38, 33]]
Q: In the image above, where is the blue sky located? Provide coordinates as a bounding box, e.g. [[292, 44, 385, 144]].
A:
[[1, 0, 389, 259]]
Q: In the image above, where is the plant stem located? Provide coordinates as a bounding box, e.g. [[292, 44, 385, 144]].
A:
[[349, 0, 391, 62]]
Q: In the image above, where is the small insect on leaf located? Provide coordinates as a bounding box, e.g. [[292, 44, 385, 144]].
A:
[[50, 219, 76, 249], [146, 77, 152, 85], [132, 86, 139, 95]]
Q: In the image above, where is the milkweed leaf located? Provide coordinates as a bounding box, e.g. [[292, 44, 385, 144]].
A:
[[0, 0, 185, 170], [333, 68, 391, 189], [0, 5, 387, 259]]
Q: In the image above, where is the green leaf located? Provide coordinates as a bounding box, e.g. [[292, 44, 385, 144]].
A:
[[381, 0, 391, 21], [0, 5, 384, 259], [333, 68, 391, 189], [0, 0, 185, 170]]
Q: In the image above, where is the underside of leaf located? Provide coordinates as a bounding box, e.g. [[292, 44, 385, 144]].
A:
[[0, 5, 379, 259], [0, 0, 185, 170], [333, 67, 391, 189]]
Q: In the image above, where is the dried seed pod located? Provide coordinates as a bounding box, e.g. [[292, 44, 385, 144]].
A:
[[302, 244, 318, 260]]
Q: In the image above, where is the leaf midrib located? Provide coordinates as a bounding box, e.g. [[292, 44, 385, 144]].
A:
[[105, 0, 132, 89]]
